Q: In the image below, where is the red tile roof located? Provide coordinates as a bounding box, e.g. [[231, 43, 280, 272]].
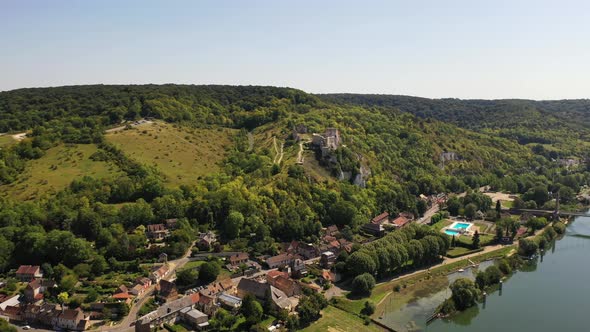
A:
[[393, 216, 410, 227], [371, 212, 390, 224], [267, 270, 289, 280], [16, 265, 40, 275], [147, 224, 167, 232]]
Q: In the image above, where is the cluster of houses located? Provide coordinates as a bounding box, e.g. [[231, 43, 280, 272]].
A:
[[136, 268, 301, 331], [261, 225, 353, 276], [0, 265, 89, 331], [145, 218, 180, 241], [362, 211, 414, 236]]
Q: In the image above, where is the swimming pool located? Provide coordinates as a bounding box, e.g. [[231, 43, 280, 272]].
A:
[[445, 229, 460, 235], [452, 222, 471, 230], [444, 222, 473, 236]]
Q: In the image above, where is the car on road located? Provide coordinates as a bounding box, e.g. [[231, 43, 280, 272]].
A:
[[22, 325, 31, 330]]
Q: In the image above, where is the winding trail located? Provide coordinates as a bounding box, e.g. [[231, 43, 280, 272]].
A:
[[272, 137, 284, 164], [296, 141, 304, 164], [247, 132, 254, 151]]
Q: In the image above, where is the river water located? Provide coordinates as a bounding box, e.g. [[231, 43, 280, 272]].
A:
[[380, 212, 590, 332]]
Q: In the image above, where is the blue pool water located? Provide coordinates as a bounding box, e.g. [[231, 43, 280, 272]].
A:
[[445, 229, 460, 235], [452, 222, 471, 230]]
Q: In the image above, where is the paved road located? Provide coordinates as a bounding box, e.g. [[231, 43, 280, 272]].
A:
[[417, 204, 440, 225], [97, 241, 195, 332]]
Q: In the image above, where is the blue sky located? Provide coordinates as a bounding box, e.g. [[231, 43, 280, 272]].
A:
[[1, 0, 589, 99]]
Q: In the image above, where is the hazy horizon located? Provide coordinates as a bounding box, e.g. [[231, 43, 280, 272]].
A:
[[2, 0, 590, 99]]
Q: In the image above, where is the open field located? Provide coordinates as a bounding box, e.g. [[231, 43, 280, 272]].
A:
[[0, 144, 119, 200], [106, 122, 235, 186], [431, 219, 452, 232], [301, 306, 387, 332], [0, 134, 17, 147]]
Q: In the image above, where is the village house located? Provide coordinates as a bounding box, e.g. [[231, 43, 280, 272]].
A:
[[392, 215, 411, 228], [362, 222, 385, 236], [320, 269, 341, 285], [112, 284, 134, 303], [146, 224, 169, 240], [217, 293, 242, 311], [156, 280, 179, 303], [236, 279, 293, 312], [266, 253, 295, 269], [1, 305, 23, 322], [180, 307, 209, 330], [130, 284, 146, 297], [196, 293, 216, 316], [267, 276, 301, 297], [320, 251, 336, 269], [15, 265, 43, 282], [136, 277, 152, 288], [197, 231, 217, 250], [290, 258, 308, 278], [371, 212, 390, 225], [165, 218, 179, 229], [135, 293, 200, 332], [24, 279, 45, 303], [297, 242, 319, 259], [228, 252, 249, 266], [150, 264, 170, 283], [267, 270, 289, 281], [324, 225, 339, 237], [53, 308, 88, 331], [22, 303, 59, 327]]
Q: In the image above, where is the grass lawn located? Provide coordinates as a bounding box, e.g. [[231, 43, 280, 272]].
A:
[[178, 260, 205, 271], [106, 122, 235, 186], [446, 247, 474, 257], [0, 143, 120, 200], [501, 200, 514, 208], [301, 306, 386, 332], [260, 315, 277, 328], [431, 219, 452, 232], [456, 234, 494, 247]]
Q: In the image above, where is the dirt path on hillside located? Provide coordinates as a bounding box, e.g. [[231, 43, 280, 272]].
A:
[[296, 141, 304, 164], [247, 132, 254, 151], [105, 119, 153, 133], [272, 137, 284, 164]]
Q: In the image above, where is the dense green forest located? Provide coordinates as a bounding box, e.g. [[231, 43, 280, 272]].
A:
[[320, 94, 590, 158], [0, 85, 589, 275]]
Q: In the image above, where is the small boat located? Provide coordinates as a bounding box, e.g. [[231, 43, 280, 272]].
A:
[[458, 268, 465, 272]]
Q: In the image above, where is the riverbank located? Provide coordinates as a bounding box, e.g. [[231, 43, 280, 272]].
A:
[[428, 213, 590, 331], [331, 245, 515, 319]]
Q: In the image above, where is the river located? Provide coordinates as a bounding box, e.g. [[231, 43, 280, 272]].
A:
[[379, 212, 590, 332]]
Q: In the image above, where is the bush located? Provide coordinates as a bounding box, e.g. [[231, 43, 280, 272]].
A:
[[361, 301, 376, 315], [553, 222, 566, 234], [518, 238, 538, 256], [484, 266, 502, 285], [498, 259, 512, 275], [199, 262, 220, 284], [352, 273, 376, 296], [450, 278, 480, 311]]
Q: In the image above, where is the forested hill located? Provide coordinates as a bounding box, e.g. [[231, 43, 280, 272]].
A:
[[0, 84, 318, 132], [0, 84, 588, 275], [320, 94, 590, 157]]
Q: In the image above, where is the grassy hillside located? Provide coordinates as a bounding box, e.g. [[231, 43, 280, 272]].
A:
[[0, 143, 120, 200], [0, 134, 17, 147], [105, 121, 235, 186]]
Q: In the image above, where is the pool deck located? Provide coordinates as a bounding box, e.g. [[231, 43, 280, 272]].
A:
[[443, 221, 475, 236]]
